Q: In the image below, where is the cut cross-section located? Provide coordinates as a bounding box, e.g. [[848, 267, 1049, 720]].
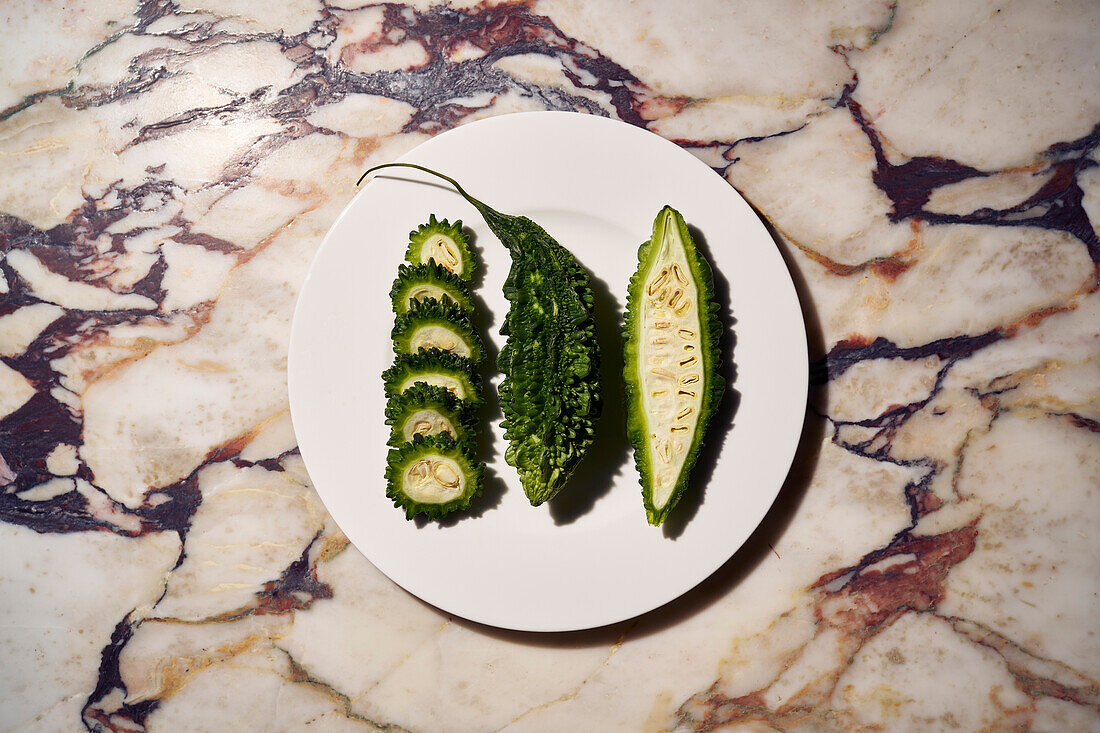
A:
[[624, 206, 723, 526], [405, 214, 475, 282], [392, 297, 484, 362], [390, 262, 473, 315], [385, 383, 475, 449], [382, 349, 481, 406], [385, 433, 483, 519]]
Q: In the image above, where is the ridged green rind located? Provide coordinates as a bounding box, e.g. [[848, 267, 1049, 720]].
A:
[[390, 262, 474, 315], [384, 382, 477, 449], [385, 433, 484, 520], [381, 348, 482, 407], [405, 214, 476, 282], [391, 297, 484, 363], [623, 206, 724, 526], [490, 208, 600, 505]]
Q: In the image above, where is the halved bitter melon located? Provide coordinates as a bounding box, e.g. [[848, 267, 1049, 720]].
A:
[[406, 214, 475, 282], [382, 348, 482, 406], [385, 383, 475, 449], [391, 297, 484, 362], [624, 206, 723, 526], [390, 262, 474, 316], [386, 433, 483, 519]]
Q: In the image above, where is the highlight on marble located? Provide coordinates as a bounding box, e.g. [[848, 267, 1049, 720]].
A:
[[1, 0, 1098, 730]]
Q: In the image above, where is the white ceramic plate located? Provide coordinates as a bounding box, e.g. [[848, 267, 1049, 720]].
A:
[[289, 111, 806, 632]]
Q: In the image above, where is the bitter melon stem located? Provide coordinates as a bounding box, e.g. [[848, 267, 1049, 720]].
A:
[[359, 163, 489, 219]]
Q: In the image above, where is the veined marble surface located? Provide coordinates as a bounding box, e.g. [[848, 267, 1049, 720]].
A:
[[2, 0, 1098, 730]]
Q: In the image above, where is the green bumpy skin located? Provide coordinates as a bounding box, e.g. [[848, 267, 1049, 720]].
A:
[[405, 214, 476, 282], [623, 206, 723, 526], [382, 348, 482, 407], [391, 297, 484, 363], [361, 163, 601, 506], [385, 433, 483, 520], [390, 262, 474, 316], [495, 220, 600, 505], [384, 382, 476, 449]]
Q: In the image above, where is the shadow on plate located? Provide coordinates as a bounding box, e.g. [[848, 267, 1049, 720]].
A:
[[436, 202, 827, 647], [547, 268, 629, 525], [439, 409, 824, 646]]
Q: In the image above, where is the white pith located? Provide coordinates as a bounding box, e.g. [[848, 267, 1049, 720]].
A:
[[402, 454, 465, 503], [422, 235, 463, 277], [405, 284, 449, 309], [401, 409, 456, 442], [638, 214, 704, 510], [410, 324, 471, 357]]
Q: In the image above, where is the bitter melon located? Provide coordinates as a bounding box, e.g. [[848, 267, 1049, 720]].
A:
[[382, 348, 481, 406], [361, 163, 601, 506], [385, 433, 483, 519], [390, 262, 473, 316], [406, 214, 475, 282], [384, 382, 475, 449], [391, 297, 484, 362], [623, 206, 723, 526]]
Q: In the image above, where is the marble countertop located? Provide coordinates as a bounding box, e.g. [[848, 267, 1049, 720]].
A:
[[2, 1, 1098, 731]]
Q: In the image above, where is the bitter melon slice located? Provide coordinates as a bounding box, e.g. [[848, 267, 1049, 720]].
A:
[[406, 214, 475, 282], [390, 262, 473, 316], [385, 433, 483, 519], [382, 348, 481, 406], [391, 297, 484, 362], [384, 383, 475, 448], [624, 206, 723, 526]]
